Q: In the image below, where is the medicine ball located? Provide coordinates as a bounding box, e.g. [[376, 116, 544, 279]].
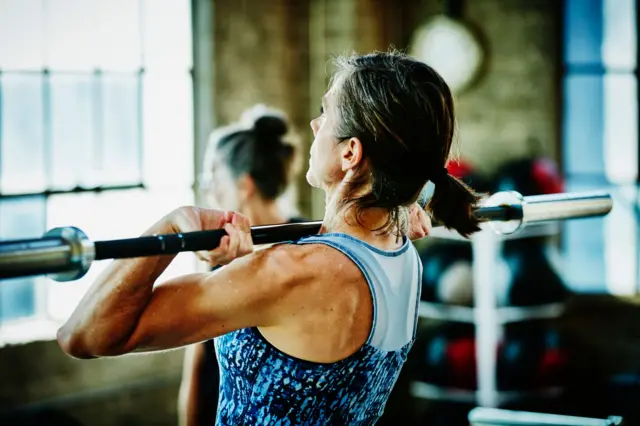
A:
[[419, 242, 474, 306]]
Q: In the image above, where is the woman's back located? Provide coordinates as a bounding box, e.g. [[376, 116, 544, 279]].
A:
[[214, 232, 422, 425]]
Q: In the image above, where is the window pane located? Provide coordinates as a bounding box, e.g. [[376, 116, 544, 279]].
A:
[[564, 0, 603, 67], [0, 0, 46, 70], [49, 73, 97, 189], [46, 188, 196, 321], [0, 197, 45, 239], [101, 73, 142, 186], [560, 179, 607, 292], [604, 185, 638, 295], [94, 0, 142, 71], [604, 74, 638, 183], [0, 196, 45, 321], [142, 0, 193, 71], [602, 0, 637, 70], [46, 0, 97, 71], [562, 75, 605, 177], [142, 72, 194, 188], [0, 73, 47, 194]]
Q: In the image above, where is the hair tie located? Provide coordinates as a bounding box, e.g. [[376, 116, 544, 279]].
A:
[[430, 167, 449, 185]]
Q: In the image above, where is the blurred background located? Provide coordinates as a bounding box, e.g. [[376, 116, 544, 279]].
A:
[[0, 0, 639, 425]]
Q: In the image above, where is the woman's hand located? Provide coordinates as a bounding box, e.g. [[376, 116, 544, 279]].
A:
[[57, 207, 254, 359], [170, 207, 254, 266], [408, 203, 432, 241]]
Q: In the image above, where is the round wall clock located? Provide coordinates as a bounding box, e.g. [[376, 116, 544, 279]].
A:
[[409, 15, 485, 94]]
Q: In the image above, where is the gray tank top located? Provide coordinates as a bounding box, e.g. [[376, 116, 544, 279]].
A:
[[214, 232, 423, 425]]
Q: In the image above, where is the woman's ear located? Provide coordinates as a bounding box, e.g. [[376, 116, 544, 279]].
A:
[[341, 137, 364, 172]]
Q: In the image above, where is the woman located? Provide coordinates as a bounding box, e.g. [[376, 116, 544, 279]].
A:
[[179, 105, 306, 426], [57, 51, 481, 425]]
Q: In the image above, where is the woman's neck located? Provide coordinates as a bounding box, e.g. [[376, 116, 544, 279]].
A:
[[321, 192, 403, 250], [243, 199, 288, 226]]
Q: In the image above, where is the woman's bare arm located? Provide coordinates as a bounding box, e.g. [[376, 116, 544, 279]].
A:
[[56, 201, 429, 359], [56, 207, 303, 358]]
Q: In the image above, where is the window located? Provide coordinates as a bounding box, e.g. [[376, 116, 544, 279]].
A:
[[562, 0, 639, 294], [0, 0, 196, 334]]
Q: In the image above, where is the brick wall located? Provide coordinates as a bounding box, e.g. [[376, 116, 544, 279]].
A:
[[403, 0, 562, 174], [211, 0, 312, 215]]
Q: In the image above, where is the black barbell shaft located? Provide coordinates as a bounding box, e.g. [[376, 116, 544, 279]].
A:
[[0, 190, 613, 282], [92, 205, 513, 260], [93, 221, 330, 261], [95, 206, 516, 260]]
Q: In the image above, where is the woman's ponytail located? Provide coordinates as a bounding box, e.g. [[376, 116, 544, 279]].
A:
[[426, 170, 483, 238]]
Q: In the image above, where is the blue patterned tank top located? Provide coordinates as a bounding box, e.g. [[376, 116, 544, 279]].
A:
[[213, 232, 423, 425]]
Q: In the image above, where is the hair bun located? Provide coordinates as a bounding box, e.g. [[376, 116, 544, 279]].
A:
[[254, 114, 288, 138], [240, 104, 288, 138]]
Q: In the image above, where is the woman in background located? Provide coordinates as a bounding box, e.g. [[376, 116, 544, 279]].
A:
[[178, 105, 304, 426]]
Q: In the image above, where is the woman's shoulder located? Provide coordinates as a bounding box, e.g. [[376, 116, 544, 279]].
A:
[[251, 238, 361, 284], [255, 240, 333, 270]]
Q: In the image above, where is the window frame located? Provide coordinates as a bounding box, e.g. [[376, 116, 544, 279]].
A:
[[561, 0, 640, 295], [0, 0, 198, 339]]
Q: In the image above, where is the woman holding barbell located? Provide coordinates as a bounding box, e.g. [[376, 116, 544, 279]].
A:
[[57, 50, 481, 425], [179, 105, 307, 426]]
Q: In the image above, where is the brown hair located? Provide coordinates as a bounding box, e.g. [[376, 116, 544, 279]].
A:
[[330, 51, 482, 238], [204, 106, 297, 200]]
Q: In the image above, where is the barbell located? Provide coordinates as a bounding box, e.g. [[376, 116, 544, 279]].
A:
[[0, 190, 613, 282], [468, 407, 623, 425]]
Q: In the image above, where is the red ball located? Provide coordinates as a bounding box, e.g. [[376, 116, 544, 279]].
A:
[[446, 337, 477, 389], [447, 160, 475, 179], [531, 157, 564, 194], [535, 349, 569, 387]]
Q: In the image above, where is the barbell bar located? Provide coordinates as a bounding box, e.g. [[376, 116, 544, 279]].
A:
[[468, 407, 623, 425], [0, 190, 613, 282]]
